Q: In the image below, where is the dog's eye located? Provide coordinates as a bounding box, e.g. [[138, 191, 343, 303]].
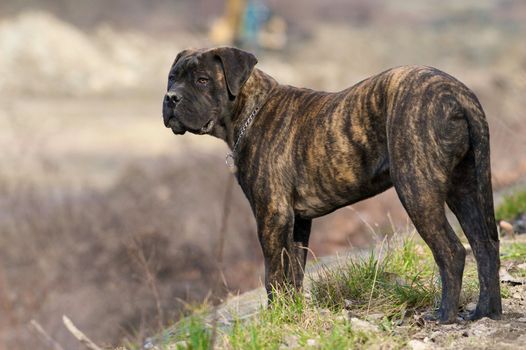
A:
[[196, 77, 209, 86]]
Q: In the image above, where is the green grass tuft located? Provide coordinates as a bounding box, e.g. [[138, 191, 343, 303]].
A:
[[310, 236, 438, 319], [501, 242, 526, 263], [496, 190, 526, 221], [174, 314, 212, 350]]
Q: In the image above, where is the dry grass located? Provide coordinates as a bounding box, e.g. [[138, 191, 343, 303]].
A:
[[0, 152, 261, 349]]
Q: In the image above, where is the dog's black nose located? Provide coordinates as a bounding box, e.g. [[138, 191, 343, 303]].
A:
[[165, 91, 182, 106]]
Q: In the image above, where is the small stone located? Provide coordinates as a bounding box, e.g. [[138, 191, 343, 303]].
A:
[[306, 339, 317, 346], [344, 299, 354, 309], [280, 335, 299, 349], [517, 263, 526, 270], [350, 317, 378, 333], [517, 317, 526, 323], [408, 339, 429, 350], [513, 293, 522, 299]]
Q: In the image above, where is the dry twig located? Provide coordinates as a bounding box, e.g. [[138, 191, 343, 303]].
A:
[[62, 315, 103, 350], [209, 174, 235, 349], [29, 319, 65, 350]]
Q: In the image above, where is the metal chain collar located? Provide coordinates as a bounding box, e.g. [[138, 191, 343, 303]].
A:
[[225, 106, 260, 168]]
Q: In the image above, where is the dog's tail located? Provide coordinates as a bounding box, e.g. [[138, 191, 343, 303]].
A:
[[463, 96, 498, 241]]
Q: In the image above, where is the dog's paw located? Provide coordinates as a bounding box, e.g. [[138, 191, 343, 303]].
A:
[[464, 308, 502, 321], [423, 309, 463, 324]]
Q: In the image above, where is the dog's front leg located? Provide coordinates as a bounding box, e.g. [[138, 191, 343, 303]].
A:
[[290, 216, 312, 290], [255, 203, 296, 303]]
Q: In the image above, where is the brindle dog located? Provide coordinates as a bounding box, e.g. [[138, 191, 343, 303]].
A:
[[162, 47, 502, 324]]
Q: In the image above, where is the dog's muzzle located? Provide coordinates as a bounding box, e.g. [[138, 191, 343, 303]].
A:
[[162, 109, 186, 135], [163, 92, 186, 134]]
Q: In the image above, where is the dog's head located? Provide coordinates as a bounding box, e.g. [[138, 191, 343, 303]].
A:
[[162, 47, 258, 135]]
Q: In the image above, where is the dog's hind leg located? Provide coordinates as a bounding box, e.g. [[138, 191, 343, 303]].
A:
[[388, 103, 470, 323], [393, 177, 466, 323], [446, 155, 502, 320]]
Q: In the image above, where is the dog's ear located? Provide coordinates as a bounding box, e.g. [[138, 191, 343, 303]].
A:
[[212, 47, 258, 97]]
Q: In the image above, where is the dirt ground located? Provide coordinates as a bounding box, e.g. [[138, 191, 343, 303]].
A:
[[410, 291, 526, 350], [409, 239, 526, 350]]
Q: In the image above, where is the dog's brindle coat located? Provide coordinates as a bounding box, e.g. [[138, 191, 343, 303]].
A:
[[162, 47, 502, 323]]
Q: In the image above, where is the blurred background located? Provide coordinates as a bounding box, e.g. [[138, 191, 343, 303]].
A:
[[0, 0, 525, 348]]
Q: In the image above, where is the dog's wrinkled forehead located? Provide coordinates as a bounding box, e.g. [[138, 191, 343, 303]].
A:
[[175, 55, 198, 70], [170, 49, 216, 78], [172, 54, 197, 73]]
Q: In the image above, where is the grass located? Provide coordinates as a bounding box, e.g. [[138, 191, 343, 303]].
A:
[[174, 316, 213, 350], [495, 190, 526, 221], [310, 236, 438, 320], [142, 231, 526, 350], [168, 292, 403, 350], [501, 242, 526, 264], [152, 234, 478, 350]]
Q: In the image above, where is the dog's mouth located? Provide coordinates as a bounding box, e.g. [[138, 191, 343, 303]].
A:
[[166, 117, 186, 135], [180, 118, 215, 135], [165, 114, 215, 136], [197, 119, 215, 134]]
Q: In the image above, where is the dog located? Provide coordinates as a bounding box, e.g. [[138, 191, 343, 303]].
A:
[[162, 47, 502, 324]]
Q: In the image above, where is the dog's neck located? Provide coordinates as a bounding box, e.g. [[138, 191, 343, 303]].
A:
[[223, 68, 278, 149]]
